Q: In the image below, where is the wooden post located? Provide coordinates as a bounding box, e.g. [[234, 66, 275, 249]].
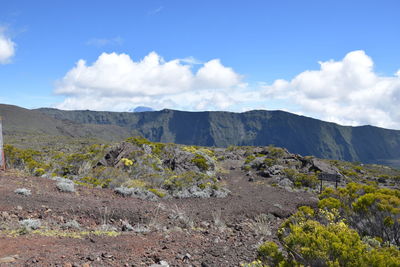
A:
[[0, 116, 5, 171]]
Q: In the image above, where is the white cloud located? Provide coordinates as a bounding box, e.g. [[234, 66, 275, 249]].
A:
[[55, 51, 248, 111], [262, 50, 400, 129], [148, 6, 163, 15], [86, 37, 123, 47], [0, 28, 15, 64], [55, 50, 400, 129]]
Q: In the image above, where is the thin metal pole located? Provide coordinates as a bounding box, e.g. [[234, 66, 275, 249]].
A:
[[0, 116, 5, 171]]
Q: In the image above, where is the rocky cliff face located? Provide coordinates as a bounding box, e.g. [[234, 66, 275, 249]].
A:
[[1, 104, 399, 166], [36, 108, 400, 166]]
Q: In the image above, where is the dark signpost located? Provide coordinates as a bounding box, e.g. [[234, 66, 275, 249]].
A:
[[318, 172, 341, 193]]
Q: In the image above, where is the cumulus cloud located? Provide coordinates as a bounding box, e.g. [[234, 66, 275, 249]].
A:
[[262, 50, 400, 129], [55, 50, 400, 129], [55, 51, 248, 111], [0, 28, 15, 64]]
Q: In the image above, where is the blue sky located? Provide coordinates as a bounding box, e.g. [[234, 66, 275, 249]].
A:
[[1, 0, 400, 128]]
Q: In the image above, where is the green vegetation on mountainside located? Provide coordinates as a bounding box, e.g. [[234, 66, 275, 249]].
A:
[[36, 106, 400, 167], [4, 136, 227, 199], [2, 104, 400, 166]]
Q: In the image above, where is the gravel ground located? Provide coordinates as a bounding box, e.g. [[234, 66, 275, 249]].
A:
[[0, 161, 316, 266]]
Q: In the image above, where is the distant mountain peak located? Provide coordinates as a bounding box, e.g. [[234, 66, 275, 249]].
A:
[[130, 106, 155, 112]]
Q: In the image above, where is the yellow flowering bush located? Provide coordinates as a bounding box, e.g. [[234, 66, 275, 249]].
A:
[[121, 158, 133, 167]]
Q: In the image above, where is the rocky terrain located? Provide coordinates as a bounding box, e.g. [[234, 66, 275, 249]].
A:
[[1, 137, 399, 266], [0, 155, 316, 266]]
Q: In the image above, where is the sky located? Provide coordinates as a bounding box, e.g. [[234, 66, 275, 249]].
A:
[[0, 0, 400, 129]]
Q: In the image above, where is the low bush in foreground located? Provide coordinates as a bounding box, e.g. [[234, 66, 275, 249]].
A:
[[319, 183, 399, 246], [254, 206, 400, 266]]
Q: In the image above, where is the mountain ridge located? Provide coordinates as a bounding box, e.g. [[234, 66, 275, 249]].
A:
[[1, 103, 400, 167], [35, 106, 400, 166]]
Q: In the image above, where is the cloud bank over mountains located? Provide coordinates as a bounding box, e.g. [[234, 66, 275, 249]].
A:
[[262, 50, 400, 129], [55, 51, 248, 111], [0, 28, 15, 64], [55, 50, 400, 129]]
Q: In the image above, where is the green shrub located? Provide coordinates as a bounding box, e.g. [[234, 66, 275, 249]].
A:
[[125, 136, 152, 146], [191, 154, 209, 171], [34, 168, 46, 177], [245, 155, 256, 164], [264, 205, 400, 266], [258, 241, 285, 266], [283, 169, 318, 188], [320, 183, 400, 246], [319, 197, 342, 210], [268, 146, 285, 158], [295, 173, 319, 188], [148, 188, 166, 198], [163, 172, 208, 191], [264, 158, 276, 167], [79, 176, 111, 188]]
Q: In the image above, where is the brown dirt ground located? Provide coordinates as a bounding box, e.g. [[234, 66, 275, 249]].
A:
[[0, 160, 316, 267]]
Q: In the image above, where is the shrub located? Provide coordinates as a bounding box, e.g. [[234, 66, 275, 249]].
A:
[[264, 158, 276, 167], [14, 188, 31, 196], [258, 241, 285, 266], [252, 214, 273, 236], [114, 187, 133, 197], [163, 172, 208, 191], [191, 154, 209, 171], [182, 145, 198, 154], [318, 197, 341, 210], [245, 155, 256, 164], [263, 209, 400, 266], [62, 220, 81, 230], [294, 172, 319, 188], [20, 219, 41, 231], [125, 136, 152, 146], [78, 176, 111, 188], [268, 146, 285, 158], [320, 183, 400, 246], [114, 187, 158, 201], [121, 158, 133, 167], [34, 168, 46, 176], [282, 220, 370, 266], [56, 181, 75, 193], [148, 188, 166, 198], [124, 179, 147, 188], [283, 169, 318, 188]]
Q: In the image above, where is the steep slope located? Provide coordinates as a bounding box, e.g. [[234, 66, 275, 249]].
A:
[[0, 104, 131, 148], [36, 107, 400, 166]]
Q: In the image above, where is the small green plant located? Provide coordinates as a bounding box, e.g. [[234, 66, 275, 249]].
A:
[[245, 155, 256, 164], [78, 176, 111, 188], [258, 241, 285, 266], [263, 158, 276, 167], [268, 146, 285, 158], [283, 168, 318, 188], [148, 188, 166, 198], [34, 168, 45, 176], [191, 154, 209, 171]]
